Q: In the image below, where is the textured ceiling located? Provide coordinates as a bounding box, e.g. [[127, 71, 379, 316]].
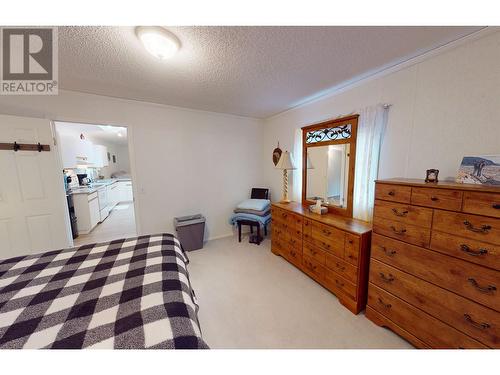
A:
[[56, 122, 128, 146], [58, 26, 483, 118]]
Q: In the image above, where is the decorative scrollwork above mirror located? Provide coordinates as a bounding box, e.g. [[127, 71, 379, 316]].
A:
[[302, 114, 359, 218]]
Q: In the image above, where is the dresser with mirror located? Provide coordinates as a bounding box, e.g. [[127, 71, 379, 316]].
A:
[[271, 115, 372, 314]]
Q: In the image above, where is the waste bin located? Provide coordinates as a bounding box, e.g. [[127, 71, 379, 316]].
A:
[[174, 214, 206, 251]]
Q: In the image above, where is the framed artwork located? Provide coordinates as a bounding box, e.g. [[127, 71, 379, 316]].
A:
[[113, 155, 116, 163], [456, 155, 500, 185]]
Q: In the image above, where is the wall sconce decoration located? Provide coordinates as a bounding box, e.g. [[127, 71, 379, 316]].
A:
[[272, 142, 282, 166]]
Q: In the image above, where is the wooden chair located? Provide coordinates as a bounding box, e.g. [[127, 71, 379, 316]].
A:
[[236, 188, 270, 245]]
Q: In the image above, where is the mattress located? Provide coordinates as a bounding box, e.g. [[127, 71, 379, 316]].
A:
[[0, 234, 208, 349]]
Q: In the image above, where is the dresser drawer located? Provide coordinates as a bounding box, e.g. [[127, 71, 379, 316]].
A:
[[282, 232, 302, 252], [303, 242, 327, 264], [311, 236, 344, 259], [431, 231, 500, 271], [302, 255, 325, 281], [303, 218, 312, 240], [411, 187, 463, 211], [463, 191, 500, 219], [324, 268, 357, 301], [370, 259, 500, 348], [375, 183, 411, 204], [289, 213, 303, 231], [433, 211, 500, 245], [282, 247, 302, 269], [373, 216, 430, 247], [371, 234, 500, 312], [325, 252, 358, 284], [311, 221, 345, 243], [368, 284, 488, 348], [344, 233, 360, 266], [374, 199, 433, 228]]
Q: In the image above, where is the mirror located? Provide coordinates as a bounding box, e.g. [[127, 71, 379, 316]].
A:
[[306, 144, 350, 208], [302, 114, 358, 217]]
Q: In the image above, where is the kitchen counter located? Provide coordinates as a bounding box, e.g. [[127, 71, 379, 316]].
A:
[[68, 178, 132, 195]]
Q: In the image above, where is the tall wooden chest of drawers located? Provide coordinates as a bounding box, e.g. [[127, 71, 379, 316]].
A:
[[271, 202, 372, 314], [366, 179, 500, 348]]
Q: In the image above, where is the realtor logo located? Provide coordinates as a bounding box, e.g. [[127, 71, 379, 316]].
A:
[[1, 27, 58, 95]]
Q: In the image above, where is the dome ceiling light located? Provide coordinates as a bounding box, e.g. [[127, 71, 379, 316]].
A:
[[136, 26, 180, 60]]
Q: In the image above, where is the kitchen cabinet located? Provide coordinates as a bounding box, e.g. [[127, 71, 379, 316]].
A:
[[117, 181, 133, 202], [73, 191, 100, 234], [93, 144, 109, 168], [107, 182, 120, 209], [59, 134, 95, 169]]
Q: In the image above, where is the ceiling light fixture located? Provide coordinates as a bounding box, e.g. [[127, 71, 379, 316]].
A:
[[136, 26, 180, 60]]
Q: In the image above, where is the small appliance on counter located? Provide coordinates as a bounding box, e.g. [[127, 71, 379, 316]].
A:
[[77, 173, 92, 186]]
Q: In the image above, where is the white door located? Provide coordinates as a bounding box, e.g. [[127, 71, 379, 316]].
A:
[[0, 114, 70, 260]]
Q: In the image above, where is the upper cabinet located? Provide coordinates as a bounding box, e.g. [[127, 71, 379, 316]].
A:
[[59, 134, 106, 169], [93, 144, 109, 168]]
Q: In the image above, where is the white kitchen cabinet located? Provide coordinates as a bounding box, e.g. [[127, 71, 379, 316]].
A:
[[117, 181, 133, 202], [73, 191, 100, 234], [92, 144, 109, 168], [59, 134, 95, 169], [107, 182, 119, 209]]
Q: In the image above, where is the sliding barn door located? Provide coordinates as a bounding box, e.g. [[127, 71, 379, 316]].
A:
[[0, 114, 70, 260]]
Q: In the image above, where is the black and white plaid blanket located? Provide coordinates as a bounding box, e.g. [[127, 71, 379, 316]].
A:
[[0, 234, 208, 349]]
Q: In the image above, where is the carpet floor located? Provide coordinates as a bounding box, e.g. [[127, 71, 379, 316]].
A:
[[187, 235, 413, 349]]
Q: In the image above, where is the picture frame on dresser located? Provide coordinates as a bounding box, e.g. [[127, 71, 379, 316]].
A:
[[367, 178, 500, 348]]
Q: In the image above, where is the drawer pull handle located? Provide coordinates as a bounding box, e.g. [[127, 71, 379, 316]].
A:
[[381, 246, 397, 256], [467, 278, 497, 294], [492, 203, 500, 209], [388, 190, 395, 196], [336, 263, 346, 271], [322, 242, 331, 249], [430, 196, 439, 201], [464, 314, 491, 330], [335, 280, 344, 287], [377, 297, 392, 309], [460, 244, 488, 257], [379, 273, 395, 283], [390, 226, 407, 235], [463, 220, 491, 233], [322, 229, 332, 236], [391, 208, 409, 217]]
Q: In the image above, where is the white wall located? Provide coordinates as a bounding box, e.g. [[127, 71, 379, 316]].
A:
[[97, 142, 131, 178], [263, 30, 500, 202], [0, 90, 264, 240]]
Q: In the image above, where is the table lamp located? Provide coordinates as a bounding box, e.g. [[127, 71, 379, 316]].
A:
[[276, 151, 296, 203]]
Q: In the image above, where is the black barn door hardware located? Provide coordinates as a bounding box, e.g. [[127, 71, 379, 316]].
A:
[[0, 142, 51, 152]]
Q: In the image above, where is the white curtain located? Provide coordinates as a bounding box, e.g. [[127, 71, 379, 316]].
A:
[[353, 104, 389, 222], [291, 128, 303, 202]]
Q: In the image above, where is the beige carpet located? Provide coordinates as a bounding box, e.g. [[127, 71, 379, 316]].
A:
[[188, 235, 413, 349]]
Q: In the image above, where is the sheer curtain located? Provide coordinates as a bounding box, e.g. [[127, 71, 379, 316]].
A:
[[353, 104, 389, 222], [291, 128, 303, 202]]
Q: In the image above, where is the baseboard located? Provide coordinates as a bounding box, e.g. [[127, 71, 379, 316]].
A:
[[206, 232, 234, 241]]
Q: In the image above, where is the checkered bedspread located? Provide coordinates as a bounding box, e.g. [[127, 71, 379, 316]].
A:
[[0, 234, 208, 349]]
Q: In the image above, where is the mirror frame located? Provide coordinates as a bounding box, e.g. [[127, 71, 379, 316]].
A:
[[301, 114, 359, 218]]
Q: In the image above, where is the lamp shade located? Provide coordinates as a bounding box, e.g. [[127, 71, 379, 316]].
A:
[[276, 151, 296, 170]]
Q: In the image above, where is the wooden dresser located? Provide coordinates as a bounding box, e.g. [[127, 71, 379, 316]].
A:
[[366, 179, 500, 348], [271, 202, 372, 314]]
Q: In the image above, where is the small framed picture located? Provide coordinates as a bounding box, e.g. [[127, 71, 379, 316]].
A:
[[425, 169, 439, 183], [456, 155, 500, 185]]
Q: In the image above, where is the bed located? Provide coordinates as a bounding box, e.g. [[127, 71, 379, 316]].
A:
[[0, 234, 208, 349]]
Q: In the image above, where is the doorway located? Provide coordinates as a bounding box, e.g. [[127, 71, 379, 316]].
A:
[[54, 121, 137, 247]]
